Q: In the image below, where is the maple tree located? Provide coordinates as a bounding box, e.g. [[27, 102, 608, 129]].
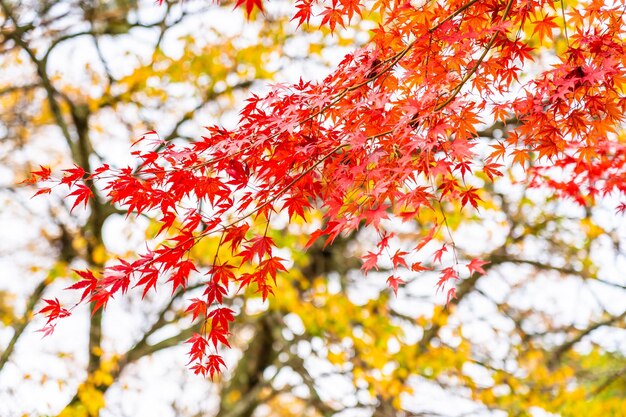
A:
[[33, 0, 626, 375], [2, 0, 626, 416]]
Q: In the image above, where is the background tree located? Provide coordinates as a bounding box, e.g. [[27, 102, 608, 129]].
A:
[[2, 0, 626, 416]]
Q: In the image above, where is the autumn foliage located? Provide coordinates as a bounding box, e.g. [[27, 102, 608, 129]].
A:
[[29, 0, 626, 377]]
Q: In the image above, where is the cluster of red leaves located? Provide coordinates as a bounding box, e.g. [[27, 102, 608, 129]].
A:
[[30, 0, 626, 376]]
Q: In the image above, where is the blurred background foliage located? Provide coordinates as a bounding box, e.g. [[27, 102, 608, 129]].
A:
[[0, 1, 625, 416]]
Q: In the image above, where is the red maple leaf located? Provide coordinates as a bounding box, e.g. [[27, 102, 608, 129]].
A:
[[67, 184, 93, 212], [167, 260, 198, 293], [60, 164, 85, 186], [292, 0, 313, 28], [206, 354, 226, 380], [435, 267, 458, 293], [22, 165, 51, 184], [467, 258, 489, 275], [446, 287, 457, 307], [208, 307, 235, 331], [66, 270, 98, 303], [460, 187, 481, 209], [209, 263, 236, 286], [90, 290, 112, 315], [483, 162, 504, 181], [433, 244, 447, 264], [234, 0, 263, 16], [238, 235, 274, 263], [208, 325, 231, 349], [361, 251, 379, 273], [223, 223, 250, 251], [32, 187, 52, 197], [185, 298, 208, 322], [532, 15, 559, 43], [134, 267, 160, 299], [259, 256, 288, 283], [186, 333, 209, 365], [391, 250, 409, 269], [204, 281, 228, 305], [411, 262, 430, 273], [386, 275, 406, 296], [37, 298, 71, 326]]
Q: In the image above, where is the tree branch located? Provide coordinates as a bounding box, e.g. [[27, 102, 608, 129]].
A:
[[0, 279, 47, 371]]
